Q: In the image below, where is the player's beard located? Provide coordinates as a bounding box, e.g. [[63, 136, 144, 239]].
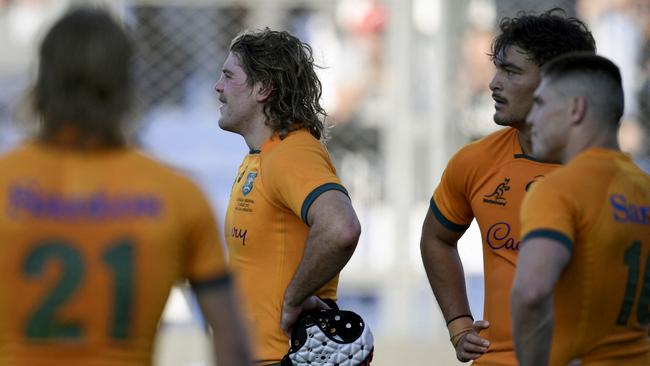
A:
[[494, 112, 523, 127], [493, 105, 528, 129]]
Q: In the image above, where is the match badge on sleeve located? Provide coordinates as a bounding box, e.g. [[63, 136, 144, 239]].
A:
[[242, 172, 258, 196]]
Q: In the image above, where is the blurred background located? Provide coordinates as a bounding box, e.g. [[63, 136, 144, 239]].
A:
[[1, 0, 649, 364]]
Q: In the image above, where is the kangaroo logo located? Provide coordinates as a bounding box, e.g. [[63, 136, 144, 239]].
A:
[[483, 178, 510, 206], [242, 172, 258, 196]]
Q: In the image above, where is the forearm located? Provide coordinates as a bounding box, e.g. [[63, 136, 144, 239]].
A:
[[210, 302, 253, 366], [284, 224, 358, 307], [195, 281, 253, 366], [512, 294, 554, 366], [511, 237, 570, 366], [422, 238, 471, 320]]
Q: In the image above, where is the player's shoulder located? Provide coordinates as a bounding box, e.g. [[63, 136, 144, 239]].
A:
[[536, 149, 618, 196], [275, 129, 324, 151], [559, 149, 620, 181], [446, 127, 515, 170], [538, 158, 586, 189], [128, 149, 204, 192], [459, 127, 515, 155], [262, 129, 328, 165], [0, 142, 39, 165]]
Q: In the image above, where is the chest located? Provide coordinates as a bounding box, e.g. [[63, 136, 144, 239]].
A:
[[470, 159, 556, 250], [224, 156, 303, 251]]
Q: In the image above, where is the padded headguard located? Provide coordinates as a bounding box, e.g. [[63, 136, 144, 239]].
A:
[[281, 309, 374, 366]]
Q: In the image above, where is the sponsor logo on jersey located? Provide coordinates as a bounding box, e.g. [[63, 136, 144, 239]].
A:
[[242, 172, 258, 196], [486, 221, 520, 251], [8, 184, 162, 220], [483, 178, 510, 206], [610, 194, 650, 225], [231, 226, 248, 246]]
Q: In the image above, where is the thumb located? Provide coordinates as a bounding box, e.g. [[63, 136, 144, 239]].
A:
[[303, 296, 330, 311], [473, 320, 490, 331]]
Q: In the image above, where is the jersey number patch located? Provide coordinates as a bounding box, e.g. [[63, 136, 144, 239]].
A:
[[616, 241, 650, 326], [23, 239, 134, 339]]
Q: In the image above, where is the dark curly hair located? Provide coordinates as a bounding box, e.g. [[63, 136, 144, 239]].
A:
[[33, 7, 133, 148], [229, 28, 327, 140], [490, 8, 596, 66]]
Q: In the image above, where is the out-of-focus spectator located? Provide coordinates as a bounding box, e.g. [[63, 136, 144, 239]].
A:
[[292, 0, 388, 204], [457, 0, 499, 139], [579, 0, 650, 157]]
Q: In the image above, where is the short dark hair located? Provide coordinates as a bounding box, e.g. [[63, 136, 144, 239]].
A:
[[490, 8, 596, 66], [230, 28, 326, 140], [33, 7, 133, 148], [541, 52, 624, 125]]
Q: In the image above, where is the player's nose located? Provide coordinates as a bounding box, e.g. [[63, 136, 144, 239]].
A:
[[489, 72, 502, 92], [214, 77, 224, 93]]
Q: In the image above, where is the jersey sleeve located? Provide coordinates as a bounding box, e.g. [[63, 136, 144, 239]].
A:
[[179, 182, 228, 284], [263, 140, 348, 224], [520, 177, 577, 253], [431, 148, 475, 232]]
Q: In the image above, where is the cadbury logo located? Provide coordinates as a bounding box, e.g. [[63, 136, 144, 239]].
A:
[[231, 227, 248, 246], [486, 221, 520, 251]]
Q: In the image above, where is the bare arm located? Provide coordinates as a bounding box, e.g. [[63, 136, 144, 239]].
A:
[[193, 278, 254, 366], [280, 190, 361, 334], [420, 209, 489, 361], [511, 237, 571, 366]]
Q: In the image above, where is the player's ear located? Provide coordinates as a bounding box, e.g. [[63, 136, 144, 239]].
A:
[[255, 82, 273, 102], [569, 96, 587, 125]]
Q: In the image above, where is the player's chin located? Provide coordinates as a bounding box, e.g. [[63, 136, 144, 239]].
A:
[[218, 118, 234, 132], [493, 113, 517, 127]]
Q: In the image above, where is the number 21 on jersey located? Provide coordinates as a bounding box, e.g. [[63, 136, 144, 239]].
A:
[[23, 237, 134, 340]]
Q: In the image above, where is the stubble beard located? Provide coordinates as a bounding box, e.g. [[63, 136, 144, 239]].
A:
[[493, 112, 518, 127], [493, 109, 527, 130]]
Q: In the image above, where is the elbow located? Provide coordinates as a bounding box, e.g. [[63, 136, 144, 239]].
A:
[[511, 281, 552, 310], [335, 216, 361, 251]]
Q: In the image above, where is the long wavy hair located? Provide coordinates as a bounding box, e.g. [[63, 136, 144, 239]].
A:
[[230, 28, 327, 140], [33, 7, 133, 148]]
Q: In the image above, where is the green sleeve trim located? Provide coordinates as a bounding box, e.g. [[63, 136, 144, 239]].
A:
[[301, 183, 349, 225], [522, 229, 573, 253], [190, 273, 231, 293], [429, 198, 470, 232]]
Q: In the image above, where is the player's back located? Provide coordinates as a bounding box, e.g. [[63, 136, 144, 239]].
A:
[[548, 149, 650, 364], [0, 142, 223, 366]]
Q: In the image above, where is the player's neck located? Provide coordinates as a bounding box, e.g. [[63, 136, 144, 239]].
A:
[[515, 125, 533, 156], [562, 130, 620, 164], [242, 117, 274, 152], [39, 125, 126, 151]]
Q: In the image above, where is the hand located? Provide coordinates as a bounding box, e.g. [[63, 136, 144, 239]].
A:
[[280, 296, 330, 336], [455, 320, 490, 362]]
